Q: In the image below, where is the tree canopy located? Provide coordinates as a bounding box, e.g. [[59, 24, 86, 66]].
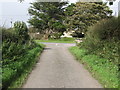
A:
[[64, 2, 113, 35], [28, 1, 68, 35], [28, 1, 113, 38]]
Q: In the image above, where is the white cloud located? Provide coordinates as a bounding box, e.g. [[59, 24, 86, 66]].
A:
[[0, 0, 17, 2], [0, 0, 35, 3]]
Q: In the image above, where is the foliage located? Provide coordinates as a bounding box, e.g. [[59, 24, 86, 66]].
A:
[[28, 1, 68, 37], [14, 21, 30, 42], [80, 16, 120, 65], [64, 3, 75, 16], [64, 2, 112, 35], [50, 32, 63, 39], [69, 46, 118, 88], [2, 21, 44, 89], [2, 45, 44, 89], [2, 22, 31, 66], [35, 37, 75, 43], [68, 10, 119, 89], [28, 27, 38, 33], [86, 17, 119, 42]]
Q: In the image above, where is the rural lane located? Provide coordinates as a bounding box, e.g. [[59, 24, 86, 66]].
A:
[[23, 42, 102, 88]]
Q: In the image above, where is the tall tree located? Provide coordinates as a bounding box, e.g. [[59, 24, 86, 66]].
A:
[[64, 2, 113, 36], [28, 1, 68, 39]]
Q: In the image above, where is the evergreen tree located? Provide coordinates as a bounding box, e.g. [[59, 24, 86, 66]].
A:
[[28, 1, 68, 38], [64, 2, 113, 35]]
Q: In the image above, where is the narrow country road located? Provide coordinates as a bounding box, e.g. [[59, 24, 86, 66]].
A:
[[23, 43, 102, 88]]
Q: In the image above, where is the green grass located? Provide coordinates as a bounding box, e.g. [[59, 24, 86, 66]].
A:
[[2, 43, 45, 89], [69, 46, 118, 88], [35, 38, 75, 43]]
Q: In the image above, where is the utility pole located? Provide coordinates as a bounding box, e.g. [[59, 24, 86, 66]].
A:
[[10, 19, 13, 28]]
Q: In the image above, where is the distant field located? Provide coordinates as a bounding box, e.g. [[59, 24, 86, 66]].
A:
[[35, 38, 76, 43]]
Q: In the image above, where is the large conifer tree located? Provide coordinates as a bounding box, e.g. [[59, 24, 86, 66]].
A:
[[28, 1, 68, 38]]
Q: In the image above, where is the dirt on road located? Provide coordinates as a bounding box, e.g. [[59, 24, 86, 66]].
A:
[[23, 43, 102, 88]]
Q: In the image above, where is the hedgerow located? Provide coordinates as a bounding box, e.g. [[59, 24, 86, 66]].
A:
[[1, 21, 44, 89], [75, 16, 119, 88], [79, 16, 120, 65]]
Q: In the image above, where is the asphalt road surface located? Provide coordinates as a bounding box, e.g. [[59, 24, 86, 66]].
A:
[[23, 42, 102, 88]]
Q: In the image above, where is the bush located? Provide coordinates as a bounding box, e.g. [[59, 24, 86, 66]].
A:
[[79, 16, 120, 65], [2, 45, 44, 89], [2, 22, 31, 66], [13, 21, 30, 43], [1, 21, 44, 89], [87, 17, 119, 42]]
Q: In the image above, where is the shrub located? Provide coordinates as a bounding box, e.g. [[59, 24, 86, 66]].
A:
[[14, 21, 30, 43], [86, 17, 119, 42], [2, 21, 44, 89], [2, 45, 44, 89], [79, 16, 120, 65], [2, 22, 31, 66]]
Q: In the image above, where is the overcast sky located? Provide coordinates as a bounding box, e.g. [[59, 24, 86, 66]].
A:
[[0, 0, 119, 28]]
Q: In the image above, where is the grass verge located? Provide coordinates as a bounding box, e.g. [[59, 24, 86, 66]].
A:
[[35, 38, 75, 43], [3, 43, 45, 89], [69, 46, 118, 88]]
